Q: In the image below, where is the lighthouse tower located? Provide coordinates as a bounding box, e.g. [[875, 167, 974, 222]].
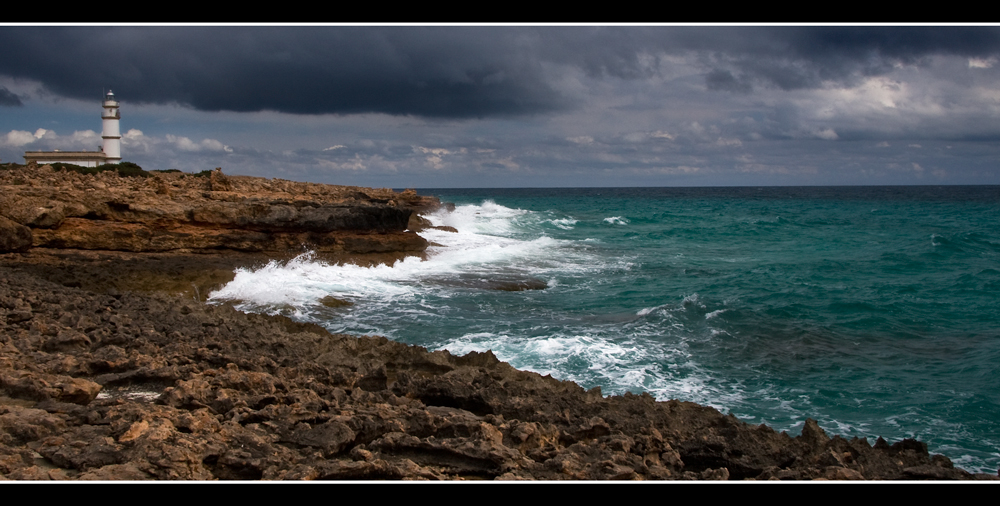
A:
[[101, 90, 122, 164]]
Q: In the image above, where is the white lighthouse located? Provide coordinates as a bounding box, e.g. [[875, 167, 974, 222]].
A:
[[101, 90, 122, 164], [24, 90, 126, 167]]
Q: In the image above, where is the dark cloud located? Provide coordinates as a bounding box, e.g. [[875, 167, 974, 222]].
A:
[[0, 27, 569, 118], [705, 69, 752, 93], [778, 26, 1000, 62], [697, 26, 1000, 92], [0, 86, 21, 106], [3, 26, 1000, 116]]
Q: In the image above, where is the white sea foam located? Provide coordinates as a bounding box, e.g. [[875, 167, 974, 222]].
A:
[[426, 200, 528, 236], [681, 293, 707, 311], [209, 200, 604, 315], [948, 450, 996, 475], [637, 304, 668, 316], [440, 333, 636, 376], [603, 216, 629, 225], [436, 328, 748, 412], [705, 309, 727, 319], [547, 218, 578, 230]]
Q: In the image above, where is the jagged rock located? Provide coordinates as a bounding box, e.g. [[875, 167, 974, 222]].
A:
[[0, 405, 69, 444], [0, 166, 436, 256], [0, 370, 102, 405], [0, 216, 32, 252], [279, 420, 356, 457], [799, 418, 829, 450], [209, 168, 232, 192]]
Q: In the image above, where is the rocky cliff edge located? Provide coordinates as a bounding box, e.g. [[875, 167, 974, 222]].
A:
[[0, 165, 438, 257]]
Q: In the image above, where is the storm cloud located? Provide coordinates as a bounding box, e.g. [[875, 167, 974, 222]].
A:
[[2, 25, 1000, 187], [0, 27, 571, 117], [0, 86, 22, 106], [3, 26, 999, 117]]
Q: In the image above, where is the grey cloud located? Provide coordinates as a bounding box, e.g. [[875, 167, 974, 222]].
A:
[[0, 86, 22, 106], [705, 69, 752, 93], [4, 26, 998, 118], [0, 27, 569, 118], [698, 26, 1000, 92]]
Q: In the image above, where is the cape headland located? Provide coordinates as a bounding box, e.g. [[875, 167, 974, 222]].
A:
[[0, 164, 995, 480]]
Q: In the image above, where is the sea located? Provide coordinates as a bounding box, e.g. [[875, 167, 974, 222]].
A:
[[208, 186, 1000, 474]]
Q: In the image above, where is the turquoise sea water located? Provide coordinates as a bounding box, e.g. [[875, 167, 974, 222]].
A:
[[210, 186, 1000, 474]]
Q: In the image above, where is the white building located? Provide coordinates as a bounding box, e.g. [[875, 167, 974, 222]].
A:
[[24, 90, 122, 167]]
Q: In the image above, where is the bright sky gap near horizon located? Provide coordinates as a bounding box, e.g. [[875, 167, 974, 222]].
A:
[[2, 25, 1000, 187]]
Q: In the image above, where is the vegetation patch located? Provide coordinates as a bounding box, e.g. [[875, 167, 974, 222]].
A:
[[51, 161, 150, 178]]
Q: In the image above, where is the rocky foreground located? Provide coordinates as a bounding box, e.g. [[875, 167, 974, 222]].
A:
[[1, 165, 997, 480]]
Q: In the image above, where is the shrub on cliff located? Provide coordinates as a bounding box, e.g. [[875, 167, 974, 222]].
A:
[[52, 161, 150, 178], [48, 162, 91, 174], [101, 161, 149, 178]]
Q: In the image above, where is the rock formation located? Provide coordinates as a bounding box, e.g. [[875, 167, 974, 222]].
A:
[[0, 165, 433, 257]]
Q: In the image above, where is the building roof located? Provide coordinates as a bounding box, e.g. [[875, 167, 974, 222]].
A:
[[24, 151, 109, 162]]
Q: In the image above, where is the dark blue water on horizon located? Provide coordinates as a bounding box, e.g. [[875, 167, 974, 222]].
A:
[[210, 185, 1000, 474]]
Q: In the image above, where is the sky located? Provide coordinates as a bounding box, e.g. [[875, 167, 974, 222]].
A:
[[2, 25, 1000, 188]]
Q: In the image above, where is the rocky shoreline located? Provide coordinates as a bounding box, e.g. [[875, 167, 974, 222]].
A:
[[1, 165, 996, 480]]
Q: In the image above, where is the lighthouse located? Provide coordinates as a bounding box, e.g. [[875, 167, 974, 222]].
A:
[[24, 90, 125, 167], [101, 90, 122, 164]]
